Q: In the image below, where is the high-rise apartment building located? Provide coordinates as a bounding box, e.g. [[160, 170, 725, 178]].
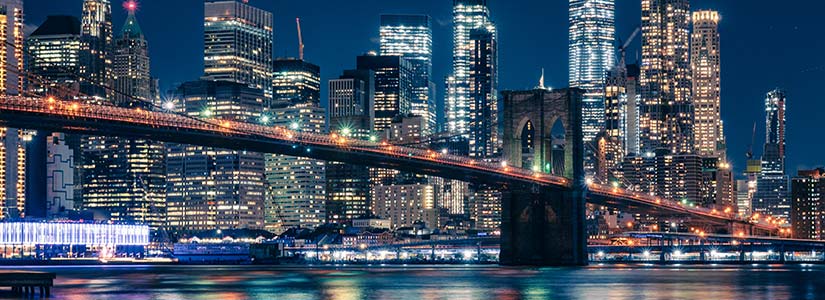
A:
[[372, 184, 437, 230], [754, 89, 789, 219], [569, 0, 615, 143], [791, 169, 825, 240], [271, 58, 320, 109], [82, 8, 166, 230], [640, 0, 693, 155], [203, 0, 272, 97], [380, 14, 435, 135], [691, 10, 722, 157]]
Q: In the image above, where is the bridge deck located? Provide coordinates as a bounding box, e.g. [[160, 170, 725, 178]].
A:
[[0, 97, 778, 232]]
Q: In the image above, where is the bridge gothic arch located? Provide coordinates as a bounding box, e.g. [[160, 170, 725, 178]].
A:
[[500, 88, 587, 266]]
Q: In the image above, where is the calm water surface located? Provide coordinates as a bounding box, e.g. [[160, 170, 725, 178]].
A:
[[1, 264, 823, 300]]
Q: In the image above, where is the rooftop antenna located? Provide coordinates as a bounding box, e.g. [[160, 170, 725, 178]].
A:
[[296, 17, 305, 60]]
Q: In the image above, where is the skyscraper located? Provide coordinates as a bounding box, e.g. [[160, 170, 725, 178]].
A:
[[446, 0, 495, 138], [326, 70, 374, 223], [265, 105, 326, 233], [25, 15, 82, 96], [82, 5, 166, 230], [569, 0, 615, 143], [271, 58, 320, 108], [203, 0, 273, 97], [640, 0, 693, 155], [0, 0, 24, 219], [754, 89, 789, 219], [166, 80, 265, 232], [79, 0, 112, 98], [379, 14, 435, 135], [691, 10, 722, 157], [468, 27, 498, 158], [356, 54, 412, 133]]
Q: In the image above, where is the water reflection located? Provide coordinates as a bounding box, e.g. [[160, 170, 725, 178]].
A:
[[0, 265, 822, 300]]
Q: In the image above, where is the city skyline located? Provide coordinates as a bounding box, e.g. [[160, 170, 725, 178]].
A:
[[22, 0, 825, 176]]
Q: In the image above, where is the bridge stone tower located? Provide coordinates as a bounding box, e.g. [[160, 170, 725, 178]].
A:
[[500, 88, 587, 266]]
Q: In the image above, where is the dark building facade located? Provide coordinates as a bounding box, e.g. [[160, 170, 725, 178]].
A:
[[791, 169, 825, 240]]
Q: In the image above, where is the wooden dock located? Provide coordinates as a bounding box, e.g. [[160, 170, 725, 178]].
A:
[[0, 271, 56, 297]]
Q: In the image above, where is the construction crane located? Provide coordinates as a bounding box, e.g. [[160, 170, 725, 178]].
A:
[[746, 122, 757, 159], [616, 26, 641, 67], [296, 17, 305, 60]]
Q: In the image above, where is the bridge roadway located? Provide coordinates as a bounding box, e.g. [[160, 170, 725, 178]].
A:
[[0, 97, 776, 232]]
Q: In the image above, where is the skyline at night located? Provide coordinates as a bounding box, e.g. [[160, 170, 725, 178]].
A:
[[22, 0, 825, 175], [6, 1, 825, 298]]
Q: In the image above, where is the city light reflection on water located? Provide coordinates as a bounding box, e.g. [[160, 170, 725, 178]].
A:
[[0, 264, 822, 299]]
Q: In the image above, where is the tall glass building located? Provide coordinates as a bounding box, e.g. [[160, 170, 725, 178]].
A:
[[356, 54, 412, 133], [691, 10, 722, 157], [379, 14, 435, 136], [271, 58, 320, 109], [569, 0, 615, 143], [203, 0, 272, 98], [640, 0, 693, 155], [79, 0, 112, 98], [754, 89, 789, 219], [447, 0, 495, 139], [25, 15, 82, 95]]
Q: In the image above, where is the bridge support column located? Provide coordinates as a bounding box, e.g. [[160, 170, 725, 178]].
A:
[[699, 240, 706, 262], [500, 186, 587, 266]]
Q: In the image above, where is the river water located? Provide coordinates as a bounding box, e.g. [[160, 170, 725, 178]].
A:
[[1, 264, 823, 299]]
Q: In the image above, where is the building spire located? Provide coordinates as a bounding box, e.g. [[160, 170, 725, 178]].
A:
[[120, 1, 143, 39]]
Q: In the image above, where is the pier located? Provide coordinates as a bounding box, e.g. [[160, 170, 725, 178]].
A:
[[0, 271, 56, 297]]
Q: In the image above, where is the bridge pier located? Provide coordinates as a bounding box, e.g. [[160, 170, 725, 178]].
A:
[[500, 186, 587, 266]]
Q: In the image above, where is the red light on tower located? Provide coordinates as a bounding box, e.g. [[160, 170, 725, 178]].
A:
[[124, 0, 138, 12]]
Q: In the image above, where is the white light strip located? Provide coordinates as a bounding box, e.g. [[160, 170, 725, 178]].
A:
[[0, 222, 150, 246]]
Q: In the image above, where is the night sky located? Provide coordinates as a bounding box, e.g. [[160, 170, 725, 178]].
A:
[[24, 0, 825, 175]]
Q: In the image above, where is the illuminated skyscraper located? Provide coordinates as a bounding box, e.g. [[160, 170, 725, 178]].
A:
[[754, 89, 789, 219], [356, 54, 412, 133], [203, 0, 272, 97], [326, 70, 374, 223], [167, 80, 265, 232], [380, 14, 435, 135], [468, 27, 498, 158], [0, 0, 24, 219], [79, 0, 112, 98], [569, 0, 615, 143], [25, 15, 82, 95], [691, 10, 722, 157], [640, 0, 693, 155], [83, 5, 166, 230], [271, 58, 320, 108], [265, 105, 326, 233], [446, 0, 495, 138]]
